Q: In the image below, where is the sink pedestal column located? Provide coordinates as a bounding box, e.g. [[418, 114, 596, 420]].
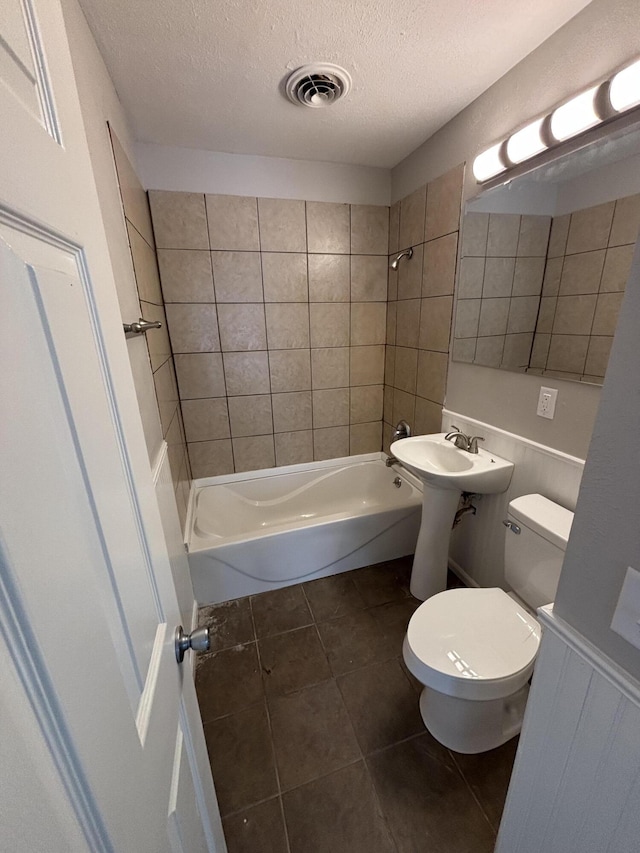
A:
[[410, 483, 460, 600]]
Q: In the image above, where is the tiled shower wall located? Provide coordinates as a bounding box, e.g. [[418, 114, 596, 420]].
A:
[[148, 192, 390, 477], [383, 164, 464, 452], [109, 130, 191, 524]]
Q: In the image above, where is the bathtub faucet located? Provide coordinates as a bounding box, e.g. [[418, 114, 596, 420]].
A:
[[392, 420, 411, 443]]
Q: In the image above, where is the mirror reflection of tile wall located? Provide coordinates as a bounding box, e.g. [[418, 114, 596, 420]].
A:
[[453, 194, 640, 384]]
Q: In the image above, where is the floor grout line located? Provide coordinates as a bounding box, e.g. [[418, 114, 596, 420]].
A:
[[449, 749, 499, 839]]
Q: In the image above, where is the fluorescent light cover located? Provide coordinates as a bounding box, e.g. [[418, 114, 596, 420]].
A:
[[506, 118, 547, 164], [610, 58, 640, 112], [550, 86, 600, 142], [472, 143, 506, 182]]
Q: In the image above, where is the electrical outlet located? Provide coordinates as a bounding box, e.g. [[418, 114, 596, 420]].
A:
[[536, 386, 558, 419]]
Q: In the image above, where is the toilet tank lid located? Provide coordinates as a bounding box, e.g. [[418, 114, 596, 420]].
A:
[[508, 494, 574, 551]]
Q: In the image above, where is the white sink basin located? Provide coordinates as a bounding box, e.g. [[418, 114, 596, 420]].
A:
[[390, 433, 514, 494]]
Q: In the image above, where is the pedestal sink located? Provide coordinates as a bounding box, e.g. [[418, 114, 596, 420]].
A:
[[390, 433, 514, 600]]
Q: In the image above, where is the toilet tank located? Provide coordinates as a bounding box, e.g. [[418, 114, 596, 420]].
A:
[[504, 494, 574, 611]]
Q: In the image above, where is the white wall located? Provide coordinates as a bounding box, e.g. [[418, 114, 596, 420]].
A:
[[136, 142, 391, 206]]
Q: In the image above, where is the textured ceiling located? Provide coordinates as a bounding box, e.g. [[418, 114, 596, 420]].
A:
[[78, 0, 592, 169]]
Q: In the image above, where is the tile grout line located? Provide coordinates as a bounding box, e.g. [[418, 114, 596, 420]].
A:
[[449, 749, 499, 839], [248, 595, 293, 853]]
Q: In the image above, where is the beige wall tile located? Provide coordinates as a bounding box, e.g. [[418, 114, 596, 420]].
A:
[[386, 302, 397, 345], [474, 336, 504, 368], [542, 257, 563, 296], [212, 251, 263, 302], [110, 130, 155, 247], [517, 215, 551, 257], [416, 350, 448, 404], [128, 336, 162, 461], [306, 202, 350, 253], [592, 292, 624, 336], [396, 298, 420, 348], [552, 295, 597, 335], [265, 303, 310, 349], [507, 296, 541, 334], [418, 296, 453, 352], [188, 440, 234, 478], [585, 336, 613, 377], [461, 213, 489, 257], [601, 245, 634, 292], [384, 345, 396, 387], [566, 201, 615, 254], [394, 347, 418, 394], [312, 388, 349, 428], [457, 257, 484, 299], [350, 255, 388, 301], [274, 431, 313, 466], [392, 388, 416, 426], [350, 422, 382, 455], [547, 214, 570, 258], [478, 297, 509, 337], [351, 302, 386, 346], [310, 303, 350, 348], [233, 435, 275, 472], [228, 395, 273, 437], [217, 303, 267, 351], [269, 349, 311, 392], [486, 214, 520, 257], [261, 252, 308, 302], [559, 250, 605, 295], [383, 384, 394, 424], [455, 298, 481, 338], [206, 194, 259, 251], [258, 198, 306, 252], [414, 396, 442, 435], [546, 335, 589, 374], [530, 333, 551, 369], [501, 333, 533, 369], [483, 257, 515, 298], [351, 346, 385, 386], [382, 422, 393, 455], [272, 391, 312, 432], [153, 358, 179, 436], [128, 222, 163, 304], [142, 301, 171, 372], [351, 205, 389, 255], [425, 164, 463, 241], [388, 201, 400, 254], [399, 185, 426, 250], [537, 297, 557, 334], [313, 426, 349, 460], [350, 385, 383, 424], [223, 351, 270, 396], [397, 243, 423, 300], [149, 190, 209, 250], [175, 353, 226, 399], [423, 233, 457, 297], [308, 254, 350, 302], [166, 303, 220, 352], [609, 194, 640, 247], [512, 257, 545, 297], [182, 397, 230, 441], [157, 249, 215, 302], [311, 347, 349, 389], [452, 337, 476, 363]]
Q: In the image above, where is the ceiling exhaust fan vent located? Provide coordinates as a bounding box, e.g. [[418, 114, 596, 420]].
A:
[[284, 64, 352, 108]]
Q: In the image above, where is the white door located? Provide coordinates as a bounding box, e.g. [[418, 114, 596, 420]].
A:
[[0, 2, 225, 850]]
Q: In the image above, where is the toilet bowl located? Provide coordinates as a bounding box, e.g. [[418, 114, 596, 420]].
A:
[[403, 494, 573, 754]]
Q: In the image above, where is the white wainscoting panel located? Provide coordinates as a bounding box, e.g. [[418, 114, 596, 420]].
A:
[[496, 608, 640, 853], [442, 409, 584, 589]]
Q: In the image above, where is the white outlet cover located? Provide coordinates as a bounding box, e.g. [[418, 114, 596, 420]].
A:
[[611, 566, 640, 651], [537, 386, 558, 419]]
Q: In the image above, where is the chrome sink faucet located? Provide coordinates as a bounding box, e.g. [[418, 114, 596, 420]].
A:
[[444, 426, 485, 454]]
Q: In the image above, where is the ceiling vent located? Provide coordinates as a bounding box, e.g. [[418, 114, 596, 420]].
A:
[[284, 64, 352, 108]]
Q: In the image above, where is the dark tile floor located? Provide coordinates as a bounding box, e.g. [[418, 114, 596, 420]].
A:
[[196, 557, 517, 853]]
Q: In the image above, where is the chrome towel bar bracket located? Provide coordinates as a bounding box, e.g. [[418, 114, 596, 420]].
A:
[[123, 317, 162, 335]]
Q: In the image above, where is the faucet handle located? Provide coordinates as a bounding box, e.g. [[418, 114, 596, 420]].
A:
[[468, 436, 485, 454]]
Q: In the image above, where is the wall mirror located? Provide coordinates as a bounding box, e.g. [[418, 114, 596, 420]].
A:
[[452, 121, 640, 384]]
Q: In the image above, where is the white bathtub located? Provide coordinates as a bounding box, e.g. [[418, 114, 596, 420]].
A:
[[187, 453, 422, 604]]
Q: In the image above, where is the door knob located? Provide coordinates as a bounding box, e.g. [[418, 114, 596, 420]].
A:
[[175, 625, 210, 663]]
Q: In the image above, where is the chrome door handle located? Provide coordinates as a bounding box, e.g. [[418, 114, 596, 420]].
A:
[[175, 625, 210, 663], [123, 317, 162, 335]]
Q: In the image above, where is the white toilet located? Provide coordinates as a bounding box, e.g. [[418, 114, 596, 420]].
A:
[[403, 493, 573, 754]]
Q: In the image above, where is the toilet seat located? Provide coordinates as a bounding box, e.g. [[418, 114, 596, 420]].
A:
[[403, 587, 541, 701]]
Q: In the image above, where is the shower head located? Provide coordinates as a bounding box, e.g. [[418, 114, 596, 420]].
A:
[[390, 247, 413, 270]]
